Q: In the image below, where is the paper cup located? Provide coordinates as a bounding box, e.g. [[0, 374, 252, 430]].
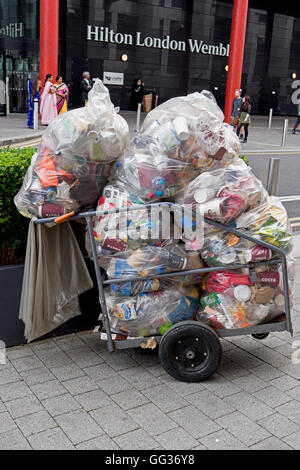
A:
[[200, 199, 223, 219], [173, 117, 189, 141], [194, 189, 214, 204]]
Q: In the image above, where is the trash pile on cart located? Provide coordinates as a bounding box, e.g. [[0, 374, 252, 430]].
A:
[[15, 80, 294, 343]]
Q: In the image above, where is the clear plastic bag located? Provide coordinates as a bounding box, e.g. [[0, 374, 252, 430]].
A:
[[197, 258, 295, 329], [112, 91, 241, 201], [105, 286, 199, 336], [14, 80, 129, 219]]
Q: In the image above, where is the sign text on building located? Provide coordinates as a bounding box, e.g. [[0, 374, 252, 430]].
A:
[[0, 23, 24, 38], [87, 26, 229, 56]]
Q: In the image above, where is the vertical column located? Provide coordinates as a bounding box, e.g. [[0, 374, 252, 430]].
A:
[[224, 0, 249, 123], [39, 0, 59, 87]]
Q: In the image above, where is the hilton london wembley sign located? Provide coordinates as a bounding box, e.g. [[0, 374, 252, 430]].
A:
[[87, 26, 230, 56]]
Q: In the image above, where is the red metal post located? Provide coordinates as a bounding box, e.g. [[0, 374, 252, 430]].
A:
[[39, 0, 59, 87], [224, 0, 249, 123]]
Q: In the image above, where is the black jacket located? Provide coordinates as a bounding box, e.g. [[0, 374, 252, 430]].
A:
[[81, 78, 93, 102]]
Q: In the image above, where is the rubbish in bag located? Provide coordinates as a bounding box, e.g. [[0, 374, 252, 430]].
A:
[[105, 286, 199, 337], [14, 79, 129, 219], [113, 90, 241, 201], [197, 257, 295, 329]]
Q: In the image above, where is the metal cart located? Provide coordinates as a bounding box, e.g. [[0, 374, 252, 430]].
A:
[[35, 202, 293, 382]]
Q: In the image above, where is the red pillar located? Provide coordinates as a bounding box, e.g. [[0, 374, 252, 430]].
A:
[[224, 0, 249, 123], [40, 0, 59, 87]]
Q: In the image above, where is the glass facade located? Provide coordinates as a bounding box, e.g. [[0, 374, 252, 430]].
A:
[[61, 0, 300, 114], [1, 0, 300, 114], [0, 0, 39, 113]]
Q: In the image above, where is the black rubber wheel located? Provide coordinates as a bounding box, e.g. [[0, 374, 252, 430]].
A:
[[252, 333, 269, 340], [158, 321, 222, 382]]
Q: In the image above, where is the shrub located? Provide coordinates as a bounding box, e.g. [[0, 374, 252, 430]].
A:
[[0, 147, 36, 266]]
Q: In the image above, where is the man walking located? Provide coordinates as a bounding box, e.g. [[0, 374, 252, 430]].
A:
[[81, 71, 93, 105], [292, 98, 300, 134], [231, 89, 243, 128]]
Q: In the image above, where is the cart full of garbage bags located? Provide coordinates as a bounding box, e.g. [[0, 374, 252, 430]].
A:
[[15, 81, 294, 339]]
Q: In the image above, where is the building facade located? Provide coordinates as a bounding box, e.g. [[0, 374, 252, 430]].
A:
[[1, 0, 300, 115]]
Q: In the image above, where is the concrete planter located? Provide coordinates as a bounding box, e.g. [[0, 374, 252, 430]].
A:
[[0, 259, 100, 348]]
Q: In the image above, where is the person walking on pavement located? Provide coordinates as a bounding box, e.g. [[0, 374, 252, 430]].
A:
[[131, 78, 144, 110], [236, 95, 251, 143], [292, 99, 300, 134], [54, 76, 69, 115], [81, 71, 93, 105], [231, 89, 243, 129], [40, 74, 57, 125]]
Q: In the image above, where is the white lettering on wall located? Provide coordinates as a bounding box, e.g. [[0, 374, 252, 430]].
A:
[[87, 25, 229, 56]]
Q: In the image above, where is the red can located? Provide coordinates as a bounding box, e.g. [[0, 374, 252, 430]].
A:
[[38, 203, 66, 218]]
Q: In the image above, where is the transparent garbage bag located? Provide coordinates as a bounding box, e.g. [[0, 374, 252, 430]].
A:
[[105, 286, 200, 337], [197, 258, 295, 329], [113, 90, 240, 201], [14, 79, 129, 219]]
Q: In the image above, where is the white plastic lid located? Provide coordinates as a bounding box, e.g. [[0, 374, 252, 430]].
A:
[[234, 285, 251, 302], [194, 189, 210, 204]]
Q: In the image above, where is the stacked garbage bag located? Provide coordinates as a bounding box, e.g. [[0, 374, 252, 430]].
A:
[[14, 80, 129, 219], [14, 81, 294, 338]]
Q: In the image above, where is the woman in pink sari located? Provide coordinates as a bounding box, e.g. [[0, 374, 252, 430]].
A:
[[40, 74, 57, 125]]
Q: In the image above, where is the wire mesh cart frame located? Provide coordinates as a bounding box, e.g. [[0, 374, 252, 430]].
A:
[[35, 202, 293, 382]]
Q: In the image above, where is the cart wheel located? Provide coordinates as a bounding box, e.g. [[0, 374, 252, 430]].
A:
[[252, 333, 269, 340], [159, 321, 222, 382]]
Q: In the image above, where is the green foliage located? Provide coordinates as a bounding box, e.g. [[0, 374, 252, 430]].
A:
[[0, 147, 36, 265], [239, 154, 250, 166]]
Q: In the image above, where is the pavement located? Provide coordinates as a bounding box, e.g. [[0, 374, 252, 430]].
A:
[[1, 111, 300, 451], [0, 238, 299, 451]]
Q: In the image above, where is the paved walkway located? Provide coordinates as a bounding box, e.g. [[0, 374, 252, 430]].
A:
[[1, 240, 300, 450], [1, 113, 300, 153]]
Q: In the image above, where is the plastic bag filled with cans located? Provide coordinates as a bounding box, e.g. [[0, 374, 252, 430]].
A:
[[112, 90, 241, 201], [105, 286, 199, 337], [197, 257, 295, 329], [14, 79, 129, 219]]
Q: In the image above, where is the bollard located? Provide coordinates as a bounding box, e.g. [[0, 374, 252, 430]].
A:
[[5, 77, 9, 116], [136, 102, 141, 132], [281, 119, 289, 147], [266, 157, 280, 195], [33, 98, 39, 130], [268, 108, 273, 128]]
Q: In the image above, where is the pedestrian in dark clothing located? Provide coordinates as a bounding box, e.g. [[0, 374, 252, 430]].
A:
[[292, 100, 300, 134], [81, 71, 93, 105], [236, 95, 251, 143], [231, 89, 243, 128], [131, 79, 144, 110]]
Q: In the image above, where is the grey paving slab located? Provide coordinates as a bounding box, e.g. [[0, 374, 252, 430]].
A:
[[168, 405, 220, 439], [217, 359, 249, 380], [257, 413, 299, 439], [91, 404, 139, 438], [5, 395, 44, 419], [128, 403, 176, 437], [155, 427, 199, 450], [199, 429, 247, 450], [282, 430, 300, 449], [223, 390, 274, 420], [99, 350, 138, 371], [62, 376, 99, 396], [67, 347, 104, 368], [275, 400, 300, 424], [251, 364, 285, 381], [269, 375, 299, 392], [250, 347, 290, 368], [202, 373, 242, 398], [250, 436, 293, 450], [216, 411, 271, 446], [42, 393, 81, 417], [53, 334, 86, 352], [20, 366, 55, 386], [74, 389, 114, 411], [97, 375, 133, 395], [114, 429, 159, 450], [0, 401, 5, 413], [27, 427, 75, 450], [83, 363, 118, 381], [37, 350, 73, 369], [142, 385, 188, 413], [186, 390, 235, 420], [224, 348, 264, 369], [112, 389, 150, 411], [278, 363, 300, 380], [30, 340, 60, 354], [76, 435, 120, 450], [50, 364, 85, 382], [162, 374, 206, 396], [0, 411, 17, 433], [0, 429, 31, 450], [232, 373, 267, 393], [120, 367, 166, 391], [11, 355, 43, 373], [253, 386, 292, 408], [55, 409, 104, 445], [287, 385, 300, 401], [0, 380, 32, 402], [15, 410, 57, 437], [30, 380, 67, 401], [6, 346, 34, 361], [0, 367, 21, 385]]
